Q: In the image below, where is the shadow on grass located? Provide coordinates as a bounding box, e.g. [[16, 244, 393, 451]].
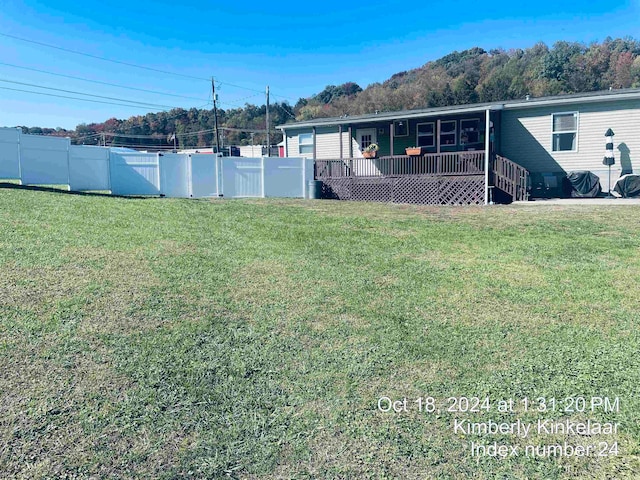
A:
[[0, 182, 152, 200]]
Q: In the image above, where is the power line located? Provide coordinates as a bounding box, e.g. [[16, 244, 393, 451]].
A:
[[0, 85, 188, 110], [0, 78, 182, 109], [0, 32, 297, 101], [0, 62, 210, 102], [0, 32, 211, 82]]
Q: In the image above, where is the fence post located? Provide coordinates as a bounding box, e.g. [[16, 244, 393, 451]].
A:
[[302, 157, 306, 199], [261, 156, 266, 198]]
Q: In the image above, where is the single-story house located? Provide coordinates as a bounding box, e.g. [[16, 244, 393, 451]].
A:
[[276, 88, 640, 204]]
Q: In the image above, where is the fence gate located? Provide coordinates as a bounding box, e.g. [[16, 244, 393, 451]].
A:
[[159, 153, 191, 198], [190, 154, 219, 198]]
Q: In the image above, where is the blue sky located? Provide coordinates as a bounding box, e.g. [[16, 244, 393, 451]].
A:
[[1, 0, 639, 129]]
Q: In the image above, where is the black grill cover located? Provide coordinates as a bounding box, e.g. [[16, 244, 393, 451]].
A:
[[566, 171, 602, 198], [614, 174, 640, 198]]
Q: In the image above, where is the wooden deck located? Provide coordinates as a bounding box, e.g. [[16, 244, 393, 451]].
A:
[[314, 151, 529, 205]]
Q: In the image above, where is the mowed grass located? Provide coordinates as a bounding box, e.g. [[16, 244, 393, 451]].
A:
[[1, 185, 639, 479]]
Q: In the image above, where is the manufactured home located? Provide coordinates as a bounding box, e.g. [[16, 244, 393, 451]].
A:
[[277, 88, 640, 204]]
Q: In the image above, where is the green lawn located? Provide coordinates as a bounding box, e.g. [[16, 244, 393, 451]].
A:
[[1, 185, 639, 479]]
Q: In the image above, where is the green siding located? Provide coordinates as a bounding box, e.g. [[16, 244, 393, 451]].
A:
[[347, 115, 487, 155]]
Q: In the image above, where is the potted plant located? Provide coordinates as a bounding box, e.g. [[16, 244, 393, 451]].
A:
[[405, 146, 424, 156], [362, 143, 379, 159]]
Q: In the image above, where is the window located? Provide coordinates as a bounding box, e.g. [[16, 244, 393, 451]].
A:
[[460, 119, 480, 144], [416, 122, 435, 147], [552, 112, 578, 152], [393, 119, 409, 137], [298, 133, 313, 154], [440, 120, 457, 146], [360, 134, 373, 149]]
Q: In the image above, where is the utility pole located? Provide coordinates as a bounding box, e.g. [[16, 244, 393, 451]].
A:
[[266, 85, 270, 156], [212, 77, 221, 154]]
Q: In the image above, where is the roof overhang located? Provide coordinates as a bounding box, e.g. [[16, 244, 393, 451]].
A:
[[503, 90, 640, 110], [276, 88, 640, 131], [277, 104, 503, 130]]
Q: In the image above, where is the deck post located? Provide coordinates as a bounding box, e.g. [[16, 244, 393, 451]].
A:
[[390, 122, 394, 156], [339, 125, 343, 159], [348, 126, 353, 158], [436, 119, 441, 174], [484, 109, 490, 205], [312, 126, 317, 160]]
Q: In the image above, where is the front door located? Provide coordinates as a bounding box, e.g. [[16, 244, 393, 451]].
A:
[[356, 128, 377, 157]]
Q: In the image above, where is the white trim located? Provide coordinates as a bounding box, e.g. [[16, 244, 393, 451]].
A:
[[355, 128, 377, 156], [283, 130, 288, 157], [551, 111, 579, 153], [393, 119, 409, 137], [484, 110, 490, 206], [416, 122, 435, 147], [298, 132, 313, 155], [440, 120, 457, 147]]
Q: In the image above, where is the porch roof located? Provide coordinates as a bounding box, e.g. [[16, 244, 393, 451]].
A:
[[276, 87, 640, 131]]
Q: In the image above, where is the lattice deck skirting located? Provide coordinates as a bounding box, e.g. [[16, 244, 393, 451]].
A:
[[320, 175, 485, 205]]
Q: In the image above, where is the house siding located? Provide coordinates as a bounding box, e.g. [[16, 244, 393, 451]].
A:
[[315, 126, 342, 159], [286, 128, 313, 159], [501, 100, 640, 190]]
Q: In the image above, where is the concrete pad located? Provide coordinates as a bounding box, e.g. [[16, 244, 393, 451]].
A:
[[514, 198, 640, 205]]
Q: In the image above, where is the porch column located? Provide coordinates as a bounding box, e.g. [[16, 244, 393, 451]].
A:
[[312, 126, 317, 160], [283, 129, 288, 157], [390, 122, 394, 156], [339, 125, 343, 159], [348, 126, 353, 157], [484, 109, 491, 205], [436, 119, 441, 174]]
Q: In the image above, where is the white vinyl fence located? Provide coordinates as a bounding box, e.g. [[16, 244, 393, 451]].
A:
[[69, 145, 110, 191], [0, 127, 313, 199]]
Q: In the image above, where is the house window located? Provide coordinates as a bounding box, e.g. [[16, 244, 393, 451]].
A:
[[416, 122, 435, 147], [460, 119, 480, 145], [440, 120, 457, 146], [393, 120, 409, 137], [360, 134, 373, 149], [298, 133, 313, 154], [552, 112, 578, 152]]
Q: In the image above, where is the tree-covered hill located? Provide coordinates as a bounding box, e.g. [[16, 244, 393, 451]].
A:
[[17, 37, 640, 149]]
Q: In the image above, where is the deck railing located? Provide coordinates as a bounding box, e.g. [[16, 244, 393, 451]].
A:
[[492, 155, 529, 202], [315, 151, 485, 179]]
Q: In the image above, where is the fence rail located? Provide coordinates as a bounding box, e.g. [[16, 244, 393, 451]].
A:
[[315, 151, 485, 179], [492, 155, 529, 202]]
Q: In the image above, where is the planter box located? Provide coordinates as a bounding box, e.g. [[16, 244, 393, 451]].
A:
[[362, 151, 378, 159], [405, 147, 424, 156]]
